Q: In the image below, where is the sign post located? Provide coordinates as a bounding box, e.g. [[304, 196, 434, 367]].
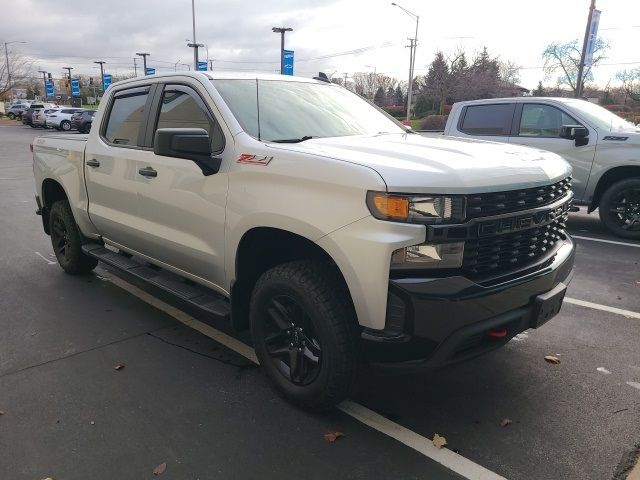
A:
[[70, 79, 80, 97], [282, 50, 294, 76], [45, 80, 55, 99], [103, 74, 112, 91]]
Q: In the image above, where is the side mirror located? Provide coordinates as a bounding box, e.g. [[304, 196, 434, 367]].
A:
[[559, 125, 589, 147], [154, 128, 221, 175]]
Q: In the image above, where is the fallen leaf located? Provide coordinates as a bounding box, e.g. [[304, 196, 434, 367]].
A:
[[114, 364, 125, 371], [323, 431, 344, 442], [153, 462, 167, 475], [432, 433, 447, 449], [40, 477, 54, 480], [0, 410, 4, 415], [500, 418, 512, 427], [544, 355, 561, 364]]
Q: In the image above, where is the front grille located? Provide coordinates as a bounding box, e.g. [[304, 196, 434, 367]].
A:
[[466, 177, 572, 219], [462, 215, 567, 277]]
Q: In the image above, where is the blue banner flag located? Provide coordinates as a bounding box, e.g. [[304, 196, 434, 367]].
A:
[[103, 74, 112, 91], [70, 79, 80, 97], [197, 61, 208, 71], [283, 50, 294, 76]]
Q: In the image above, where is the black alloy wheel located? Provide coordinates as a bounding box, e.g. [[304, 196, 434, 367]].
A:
[[250, 261, 360, 410], [262, 294, 322, 386], [49, 200, 98, 274], [51, 213, 72, 264], [600, 179, 640, 239]]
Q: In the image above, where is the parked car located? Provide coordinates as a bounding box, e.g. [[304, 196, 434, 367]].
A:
[[32, 72, 575, 410], [22, 103, 56, 126], [45, 107, 85, 131], [7, 103, 30, 120], [32, 106, 58, 128], [430, 97, 640, 239], [70, 110, 95, 133]]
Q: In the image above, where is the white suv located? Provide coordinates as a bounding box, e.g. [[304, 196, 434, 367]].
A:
[[46, 107, 85, 131]]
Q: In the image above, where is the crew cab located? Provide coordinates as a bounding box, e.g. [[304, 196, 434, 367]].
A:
[[440, 98, 640, 239], [32, 72, 575, 410]]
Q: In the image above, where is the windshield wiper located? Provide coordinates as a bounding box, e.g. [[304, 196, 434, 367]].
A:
[[271, 136, 315, 143]]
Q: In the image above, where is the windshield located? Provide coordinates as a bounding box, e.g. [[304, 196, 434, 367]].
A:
[[212, 79, 405, 141], [565, 100, 639, 132]]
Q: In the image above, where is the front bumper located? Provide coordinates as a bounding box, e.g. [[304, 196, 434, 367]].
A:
[[362, 237, 575, 371]]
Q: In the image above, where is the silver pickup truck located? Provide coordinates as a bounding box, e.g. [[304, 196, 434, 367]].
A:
[[32, 72, 575, 410], [436, 97, 640, 239]]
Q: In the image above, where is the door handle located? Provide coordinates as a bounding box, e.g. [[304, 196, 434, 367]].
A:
[[138, 166, 158, 178], [86, 159, 100, 168]]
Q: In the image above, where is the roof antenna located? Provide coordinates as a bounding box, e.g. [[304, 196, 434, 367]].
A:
[[313, 72, 330, 83]]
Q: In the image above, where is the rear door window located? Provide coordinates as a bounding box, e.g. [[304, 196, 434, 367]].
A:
[[459, 104, 515, 135], [104, 88, 150, 146]]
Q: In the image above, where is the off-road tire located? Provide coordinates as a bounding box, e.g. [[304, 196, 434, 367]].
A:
[[49, 200, 98, 274], [599, 178, 640, 240], [250, 260, 360, 411]]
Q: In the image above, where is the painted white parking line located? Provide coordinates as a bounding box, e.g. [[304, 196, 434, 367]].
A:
[[101, 272, 505, 480], [339, 401, 507, 480], [565, 297, 640, 320], [572, 235, 640, 248]]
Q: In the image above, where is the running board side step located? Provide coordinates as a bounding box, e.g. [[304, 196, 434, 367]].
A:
[[82, 244, 230, 321]]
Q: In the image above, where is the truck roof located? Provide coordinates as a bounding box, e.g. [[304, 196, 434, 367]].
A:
[[110, 71, 326, 89], [454, 97, 591, 106]]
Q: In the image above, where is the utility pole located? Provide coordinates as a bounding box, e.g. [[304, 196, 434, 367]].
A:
[[133, 57, 138, 76], [136, 53, 150, 74], [4, 41, 27, 91], [343, 72, 349, 89], [272, 27, 293, 74], [38, 70, 47, 101], [63, 67, 73, 96], [94, 61, 106, 92], [187, 41, 204, 70], [208, 59, 214, 70], [576, 0, 597, 98], [406, 38, 415, 121], [392, 2, 419, 122]]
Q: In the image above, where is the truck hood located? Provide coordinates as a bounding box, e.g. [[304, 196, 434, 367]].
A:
[[271, 133, 572, 194]]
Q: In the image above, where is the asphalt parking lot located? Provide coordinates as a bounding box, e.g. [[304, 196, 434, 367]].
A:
[[1, 123, 638, 480]]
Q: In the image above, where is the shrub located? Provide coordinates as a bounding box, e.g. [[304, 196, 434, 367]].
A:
[[602, 104, 632, 113], [420, 115, 448, 130], [383, 105, 406, 118]]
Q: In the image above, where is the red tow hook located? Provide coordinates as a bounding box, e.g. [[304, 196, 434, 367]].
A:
[[487, 328, 508, 338]]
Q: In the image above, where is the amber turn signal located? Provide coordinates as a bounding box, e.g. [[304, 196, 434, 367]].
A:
[[370, 193, 409, 220]]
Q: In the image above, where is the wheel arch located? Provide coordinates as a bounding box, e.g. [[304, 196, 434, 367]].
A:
[[40, 178, 69, 234], [589, 165, 640, 213], [230, 227, 356, 331]]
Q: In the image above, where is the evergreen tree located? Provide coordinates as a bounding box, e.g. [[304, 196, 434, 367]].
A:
[[532, 81, 545, 97], [425, 51, 450, 114], [373, 86, 386, 106]]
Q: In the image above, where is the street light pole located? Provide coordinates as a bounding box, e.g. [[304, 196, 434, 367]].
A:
[[392, 2, 419, 122], [4, 41, 27, 90], [94, 61, 106, 92], [136, 53, 150, 74], [63, 67, 73, 97], [576, 0, 597, 98], [38, 70, 47, 101], [272, 27, 293, 74], [191, 0, 198, 69]]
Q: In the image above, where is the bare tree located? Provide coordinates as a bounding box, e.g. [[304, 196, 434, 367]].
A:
[[616, 68, 640, 102], [542, 38, 609, 97], [351, 72, 377, 99], [0, 50, 34, 98]]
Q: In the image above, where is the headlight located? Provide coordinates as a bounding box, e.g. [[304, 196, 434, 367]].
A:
[[367, 191, 465, 224], [391, 242, 465, 269]]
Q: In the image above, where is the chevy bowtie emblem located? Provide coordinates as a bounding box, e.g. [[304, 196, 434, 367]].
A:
[[237, 154, 273, 165]]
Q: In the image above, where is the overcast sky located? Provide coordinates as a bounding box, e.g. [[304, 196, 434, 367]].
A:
[[3, 0, 639, 89]]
